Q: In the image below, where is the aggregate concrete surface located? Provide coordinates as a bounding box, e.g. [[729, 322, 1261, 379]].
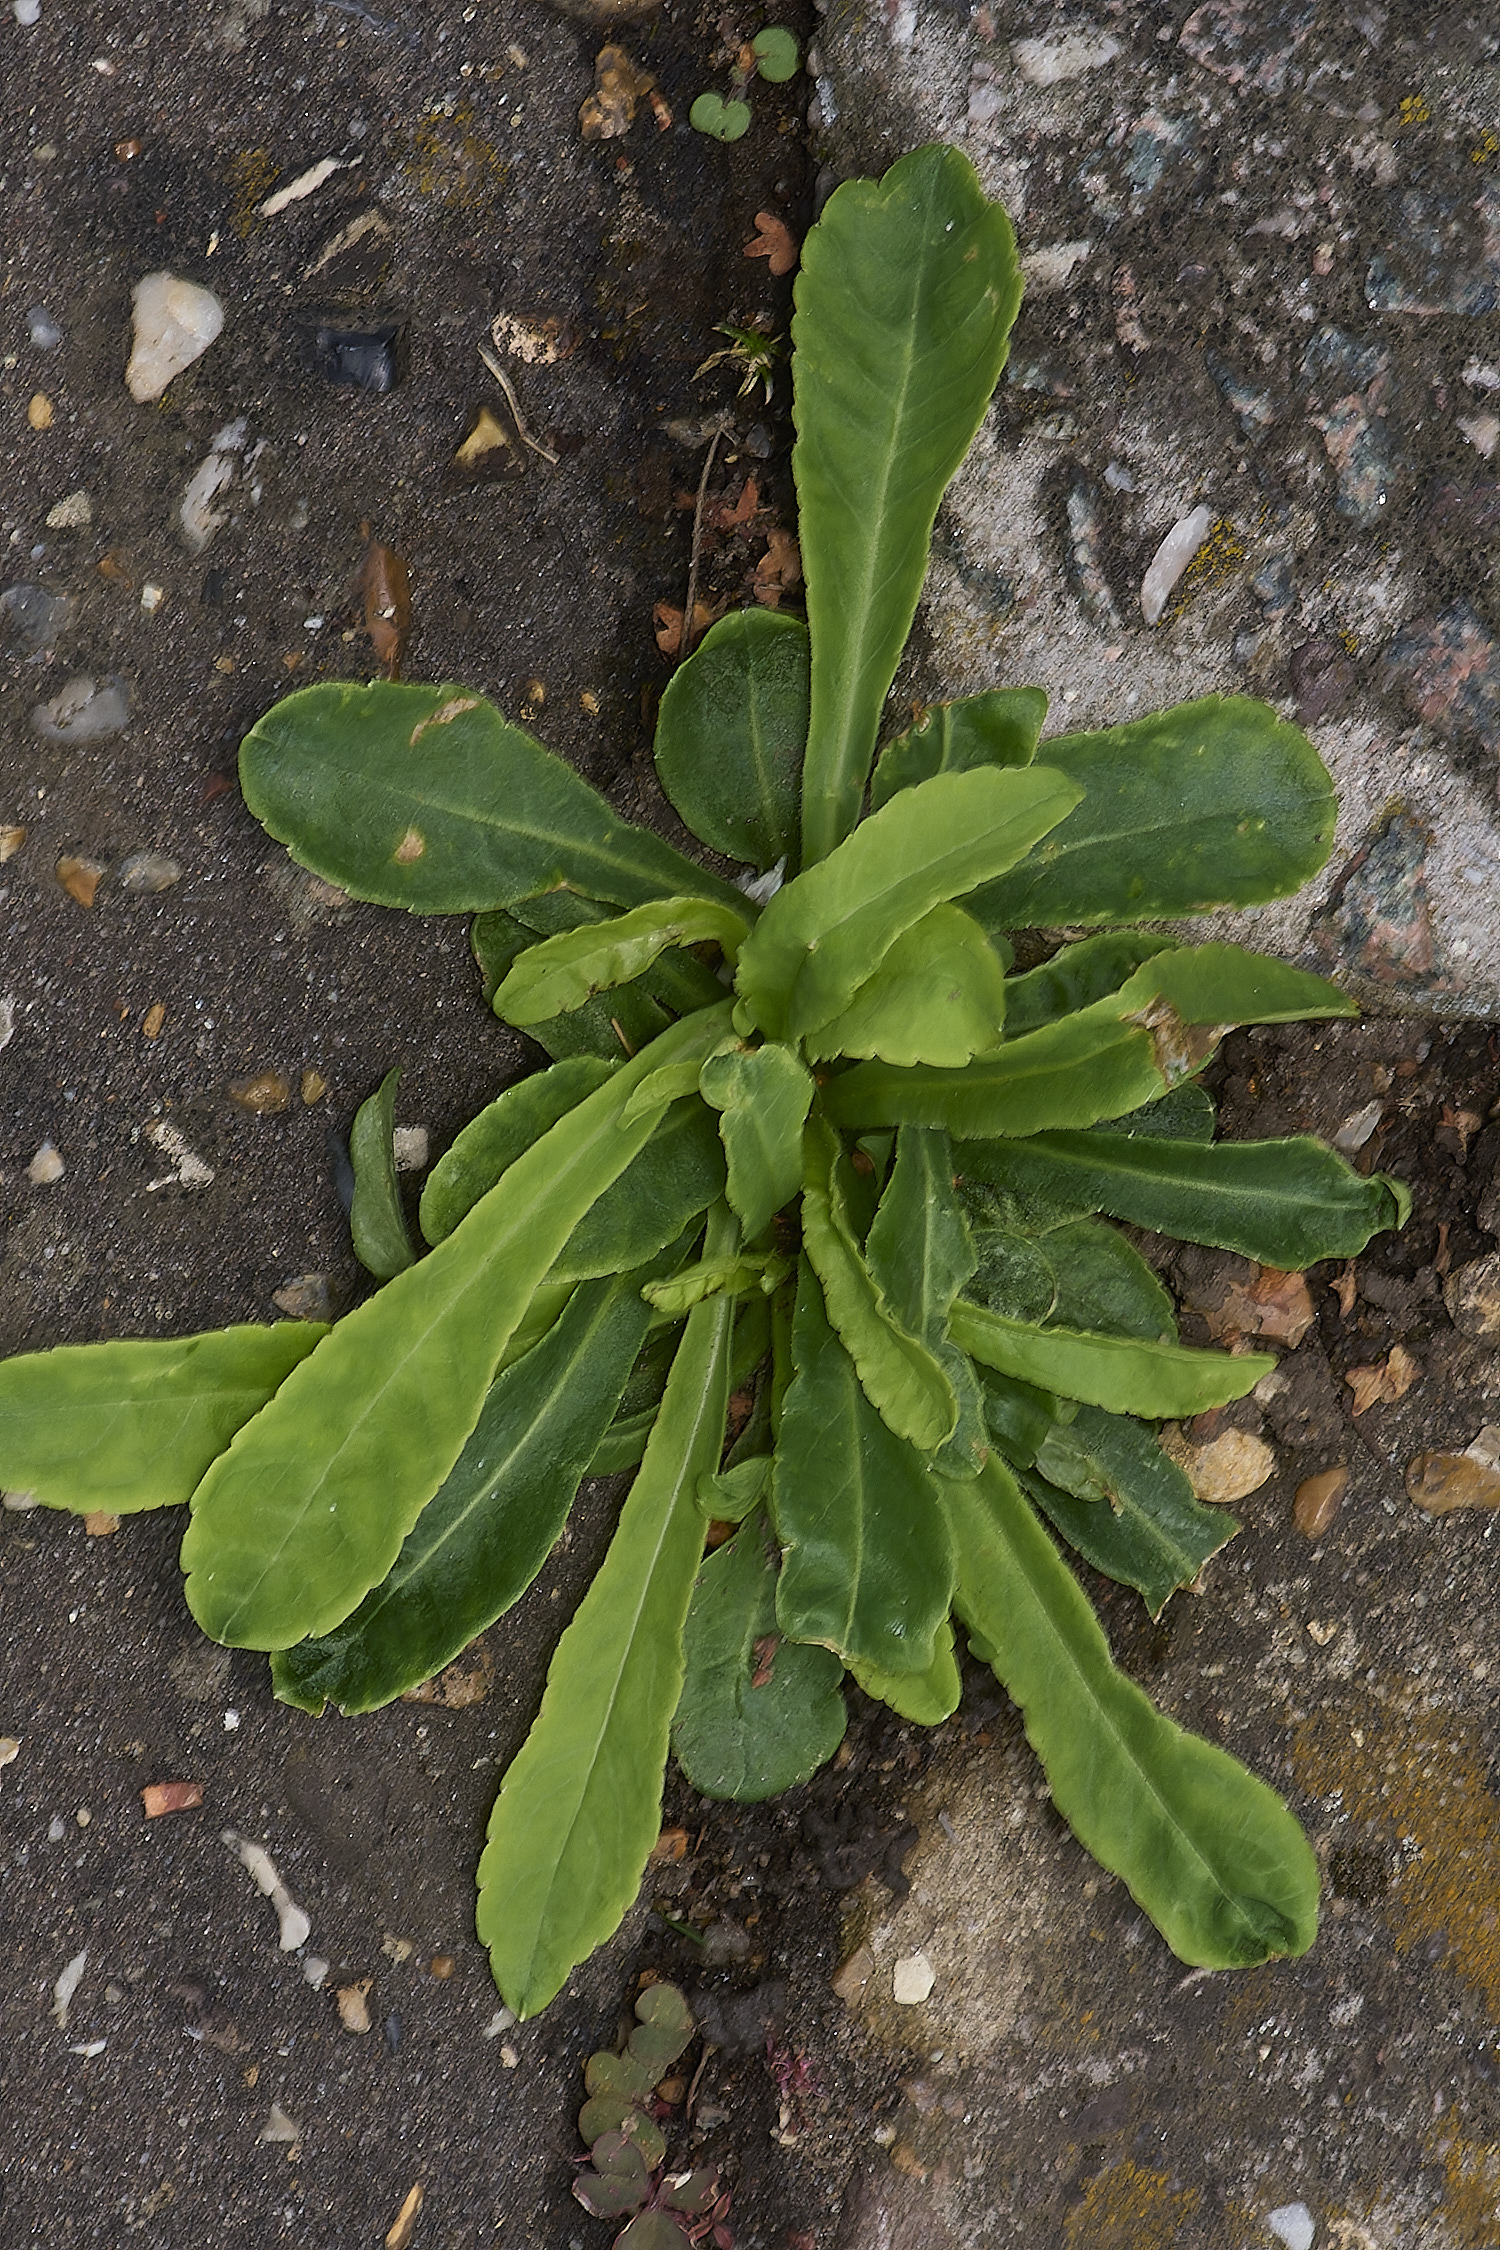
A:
[[5, 2, 1500, 2247]]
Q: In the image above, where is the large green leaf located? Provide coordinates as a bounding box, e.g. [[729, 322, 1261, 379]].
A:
[[475, 1236, 736, 2018], [773, 1256, 954, 1673], [737, 765, 1079, 1044], [950, 1299, 1272, 1417], [824, 942, 1358, 1138], [964, 696, 1338, 931], [180, 1003, 733, 1649], [672, 1508, 847, 1800], [495, 897, 750, 1028], [653, 610, 809, 872], [348, 1066, 416, 1280], [849, 1619, 962, 1723], [944, 1459, 1319, 1967], [1002, 933, 1178, 1038], [699, 1043, 815, 1241], [551, 1103, 726, 1283], [270, 1267, 660, 1714], [421, 1058, 614, 1246], [0, 1323, 326, 1514], [869, 687, 1047, 811], [240, 681, 746, 916], [794, 145, 1023, 864], [965, 1213, 1176, 1343], [1024, 1405, 1236, 1617], [961, 1131, 1411, 1266], [800, 1116, 958, 1452], [805, 904, 1008, 1068]]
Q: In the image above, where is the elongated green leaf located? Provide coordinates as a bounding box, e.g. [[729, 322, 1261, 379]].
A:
[[673, 1509, 847, 1800], [870, 687, 1047, 811], [619, 1061, 706, 1126], [271, 1267, 661, 1714], [512, 888, 726, 1016], [849, 1619, 961, 1723], [801, 1116, 957, 1452], [825, 941, 1357, 1138], [961, 1131, 1410, 1266], [805, 903, 1008, 1067], [642, 1251, 785, 1317], [1026, 1405, 1236, 1617], [0, 1323, 326, 1514], [473, 911, 671, 1061], [240, 681, 746, 916], [654, 610, 809, 872], [966, 1213, 1176, 1343], [421, 1058, 614, 1246], [1094, 1082, 1217, 1143], [699, 1043, 814, 1240], [963, 695, 1339, 931], [552, 1103, 725, 1284], [773, 1257, 954, 1673], [794, 145, 1023, 864], [181, 1003, 733, 1649], [737, 765, 1079, 1044], [475, 1240, 736, 2018], [1003, 933, 1178, 1038], [496, 897, 750, 1028], [944, 1459, 1319, 1966], [865, 1126, 988, 1479], [950, 1298, 1272, 1416], [349, 1066, 416, 1279]]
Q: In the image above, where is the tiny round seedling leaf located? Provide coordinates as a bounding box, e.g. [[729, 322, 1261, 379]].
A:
[[751, 24, 801, 78], [690, 92, 752, 141]]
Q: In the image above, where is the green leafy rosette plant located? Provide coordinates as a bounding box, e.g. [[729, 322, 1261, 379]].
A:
[[0, 147, 1408, 2018]]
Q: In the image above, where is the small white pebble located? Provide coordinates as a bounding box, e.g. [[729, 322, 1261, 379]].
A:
[[481, 2006, 517, 2038], [0, 1738, 20, 1768], [391, 1126, 429, 1174], [14, 0, 41, 22], [68, 2039, 107, 2058], [258, 2102, 301, 2144], [1267, 2204, 1316, 2250], [500, 2043, 520, 2068], [223, 1709, 240, 1731], [892, 1951, 936, 2006], [302, 1956, 330, 1990], [1140, 504, 1212, 626], [27, 1141, 65, 1185], [2, 1491, 40, 1511], [52, 1948, 88, 2028], [48, 1815, 66, 1842], [44, 489, 91, 530], [140, 583, 164, 614]]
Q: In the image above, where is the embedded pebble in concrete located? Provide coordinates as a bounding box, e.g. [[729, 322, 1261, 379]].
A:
[[1293, 1464, 1347, 1539], [1160, 1425, 1276, 1504], [125, 273, 225, 403], [26, 1142, 64, 1186], [43, 489, 90, 530], [1140, 504, 1211, 626], [0, 585, 74, 655], [1443, 1255, 1500, 1344], [1266, 2204, 1316, 2250], [31, 676, 131, 743], [116, 851, 182, 895]]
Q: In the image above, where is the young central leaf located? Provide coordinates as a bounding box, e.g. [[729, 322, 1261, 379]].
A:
[[699, 1043, 815, 1240], [804, 903, 1008, 1068], [495, 896, 750, 1027], [733, 763, 1080, 1044]]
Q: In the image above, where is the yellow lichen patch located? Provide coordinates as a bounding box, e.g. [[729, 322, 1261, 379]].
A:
[[1061, 2158, 1199, 2250], [400, 105, 508, 210], [1165, 516, 1246, 618], [1432, 2124, 1500, 2247], [227, 149, 279, 237], [1292, 1693, 1500, 2014]]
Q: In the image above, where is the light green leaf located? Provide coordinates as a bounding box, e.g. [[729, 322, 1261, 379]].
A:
[[506, 888, 727, 1017], [348, 1066, 417, 1279], [805, 903, 1008, 1067], [240, 681, 746, 916], [270, 1266, 661, 1714], [421, 1058, 614, 1246], [475, 1235, 736, 2018], [496, 897, 750, 1028], [0, 1323, 326, 1515], [699, 1043, 814, 1239], [642, 1250, 786, 1317], [619, 1061, 707, 1127], [653, 610, 808, 872], [180, 1003, 733, 1649], [961, 1131, 1410, 1267], [870, 687, 1047, 811], [672, 1509, 847, 1800], [950, 1299, 1273, 1417], [773, 1256, 954, 1674], [473, 911, 671, 1062], [794, 145, 1023, 864], [964, 695, 1339, 931], [800, 1115, 958, 1452], [750, 23, 800, 79], [1002, 933, 1178, 1038], [1026, 1405, 1236, 1617], [944, 1459, 1319, 1967], [738, 765, 1078, 1044], [696, 1455, 772, 1522], [849, 1619, 961, 1723]]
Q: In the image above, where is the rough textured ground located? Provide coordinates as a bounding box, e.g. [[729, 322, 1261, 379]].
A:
[[5, 5, 1500, 2249]]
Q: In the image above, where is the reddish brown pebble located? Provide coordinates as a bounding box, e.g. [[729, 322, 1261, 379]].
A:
[[229, 1070, 291, 1115], [142, 1780, 204, 1818], [56, 854, 105, 908], [649, 1826, 689, 1866], [428, 1954, 455, 1980], [1294, 1466, 1348, 1539], [1406, 1452, 1500, 1515], [115, 137, 143, 160]]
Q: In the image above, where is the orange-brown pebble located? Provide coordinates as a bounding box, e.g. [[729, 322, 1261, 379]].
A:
[[141, 1779, 204, 1817], [142, 1002, 166, 1041], [427, 1954, 455, 1980], [300, 1069, 327, 1105], [83, 1510, 121, 1536], [1294, 1465, 1348, 1539], [1406, 1451, 1500, 1515], [27, 393, 53, 431], [56, 854, 105, 907], [229, 1070, 291, 1114]]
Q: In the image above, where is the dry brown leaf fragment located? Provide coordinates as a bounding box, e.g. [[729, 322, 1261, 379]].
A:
[[710, 474, 761, 531], [1344, 1343, 1422, 1415], [336, 1980, 374, 2034], [359, 536, 412, 681], [402, 1641, 492, 1709], [1333, 1261, 1358, 1317], [142, 1780, 204, 1818], [141, 1001, 166, 1041], [579, 44, 655, 140], [649, 1826, 689, 1866], [453, 404, 517, 476], [0, 825, 26, 861], [753, 527, 802, 607], [744, 210, 799, 277], [1247, 1266, 1315, 1347], [652, 599, 721, 656], [385, 2184, 424, 2250]]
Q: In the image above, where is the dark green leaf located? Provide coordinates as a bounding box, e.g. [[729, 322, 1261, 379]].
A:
[[976, 1366, 1071, 1467], [551, 1102, 725, 1283], [964, 695, 1339, 931], [950, 1298, 1272, 1417], [794, 146, 1023, 863], [673, 1509, 847, 1799], [944, 1459, 1319, 1967], [420, 1058, 614, 1246], [240, 680, 746, 916], [472, 910, 670, 1061], [348, 1066, 416, 1279], [1093, 1082, 1217, 1143], [965, 1213, 1176, 1343], [654, 610, 809, 871], [865, 1127, 988, 1479], [1002, 933, 1178, 1037], [628, 1981, 697, 2071], [870, 687, 1047, 811], [1024, 1404, 1236, 1616]]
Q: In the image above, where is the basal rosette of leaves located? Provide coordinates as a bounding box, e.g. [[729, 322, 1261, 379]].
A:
[[0, 146, 1410, 2021]]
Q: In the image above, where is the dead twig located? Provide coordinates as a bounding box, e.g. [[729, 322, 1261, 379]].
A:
[[476, 346, 559, 465], [680, 424, 726, 662]]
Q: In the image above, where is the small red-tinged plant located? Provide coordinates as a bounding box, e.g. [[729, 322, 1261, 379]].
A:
[[574, 1983, 732, 2249]]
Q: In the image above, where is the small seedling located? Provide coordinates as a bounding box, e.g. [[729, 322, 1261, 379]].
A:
[[0, 147, 1409, 2024], [694, 323, 783, 404], [574, 1984, 731, 2248], [689, 24, 801, 142]]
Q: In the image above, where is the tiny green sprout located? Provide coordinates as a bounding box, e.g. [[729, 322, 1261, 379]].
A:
[[694, 323, 783, 404], [750, 25, 800, 81], [688, 92, 751, 143]]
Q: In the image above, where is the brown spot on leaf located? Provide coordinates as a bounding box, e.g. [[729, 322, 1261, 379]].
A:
[[1124, 995, 1225, 1085], [393, 827, 426, 864], [409, 695, 479, 745]]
